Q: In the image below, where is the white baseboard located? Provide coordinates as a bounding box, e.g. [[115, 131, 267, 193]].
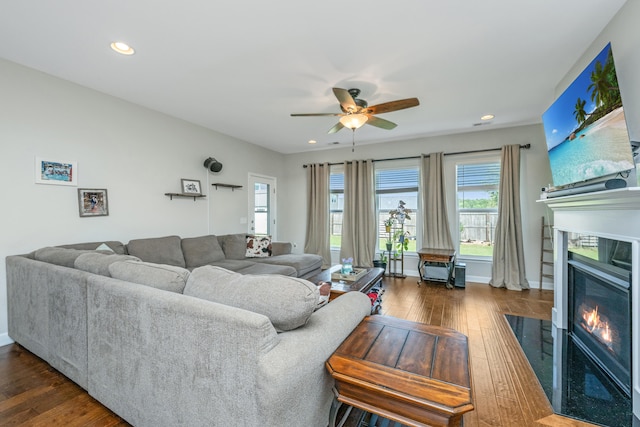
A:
[[0, 333, 14, 347]]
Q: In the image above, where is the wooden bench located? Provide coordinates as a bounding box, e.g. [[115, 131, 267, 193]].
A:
[[326, 315, 474, 427]]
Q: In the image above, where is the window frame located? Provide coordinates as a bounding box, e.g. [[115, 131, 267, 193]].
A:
[[455, 157, 501, 260], [374, 160, 420, 256]]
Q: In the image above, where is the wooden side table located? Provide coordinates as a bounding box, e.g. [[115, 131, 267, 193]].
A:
[[326, 315, 473, 427], [417, 248, 456, 289]]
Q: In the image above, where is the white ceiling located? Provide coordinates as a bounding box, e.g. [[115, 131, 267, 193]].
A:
[[0, 0, 628, 154]]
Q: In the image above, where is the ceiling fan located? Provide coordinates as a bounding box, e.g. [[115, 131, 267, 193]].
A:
[[291, 88, 420, 134]]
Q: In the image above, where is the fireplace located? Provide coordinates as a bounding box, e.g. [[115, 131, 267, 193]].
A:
[[542, 187, 640, 422], [568, 246, 631, 395]]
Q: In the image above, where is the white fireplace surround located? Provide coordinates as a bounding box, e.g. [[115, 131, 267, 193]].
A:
[[542, 187, 640, 419]]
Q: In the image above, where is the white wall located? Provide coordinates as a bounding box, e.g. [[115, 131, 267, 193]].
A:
[[0, 59, 285, 345], [556, 0, 640, 145], [279, 124, 553, 286]]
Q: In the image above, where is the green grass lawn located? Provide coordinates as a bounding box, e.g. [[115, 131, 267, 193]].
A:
[[331, 235, 494, 258], [459, 242, 494, 257]]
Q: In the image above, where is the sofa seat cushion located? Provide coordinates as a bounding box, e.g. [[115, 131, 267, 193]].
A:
[[74, 253, 141, 276], [181, 235, 225, 269], [208, 259, 255, 271], [127, 235, 185, 268], [109, 260, 190, 293], [237, 263, 297, 277], [251, 254, 323, 277], [184, 266, 319, 331]]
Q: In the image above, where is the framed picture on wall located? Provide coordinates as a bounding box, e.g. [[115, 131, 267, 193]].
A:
[[78, 188, 109, 217], [35, 157, 78, 186], [181, 179, 202, 195]]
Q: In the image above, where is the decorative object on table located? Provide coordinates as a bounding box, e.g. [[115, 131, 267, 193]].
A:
[[78, 188, 108, 217], [340, 258, 353, 274], [331, 267, 368, 282], [35, 157, 77, 186], [181, 179, 202, 195], [203, 157, 223, 172]]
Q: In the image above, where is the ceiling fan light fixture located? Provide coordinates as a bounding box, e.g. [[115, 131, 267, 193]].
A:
[[339, 113, 368, 130], [110, 41, 135, 55]]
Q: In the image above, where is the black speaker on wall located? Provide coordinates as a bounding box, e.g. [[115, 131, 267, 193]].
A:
[[204, 157, 223, 172]]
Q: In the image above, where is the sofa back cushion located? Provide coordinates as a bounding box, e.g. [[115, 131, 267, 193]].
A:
[[127, 235, 186, 268], [184, 266, 319, 331], [74, 253, 141, 276], [58, 241, 126, 255], [109, 260, 190, 293], [217, 233, 247, 260], [34, 247, 97, 268], [181, 235, 226, 269]]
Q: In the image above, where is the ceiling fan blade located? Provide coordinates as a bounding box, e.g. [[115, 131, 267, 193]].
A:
[[291, 113, 341, 117], [366, 98, 419, 115], [332, 88, 357, 113], [328, 121, 345, 134], [366, 115, 397, 130]]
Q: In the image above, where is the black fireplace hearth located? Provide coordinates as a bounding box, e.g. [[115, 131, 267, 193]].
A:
[[506, 314, 633, 426]]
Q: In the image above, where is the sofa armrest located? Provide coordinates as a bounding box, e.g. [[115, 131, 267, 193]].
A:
[[256, 291, 371, 426], [271, 241, 292, 256]]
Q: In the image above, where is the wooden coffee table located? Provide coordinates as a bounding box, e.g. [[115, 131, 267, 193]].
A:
[[308, 265, 384, 302], [326, 315, 473, 427]]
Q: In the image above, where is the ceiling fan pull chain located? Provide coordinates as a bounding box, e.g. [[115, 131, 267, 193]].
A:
[[352, 129, 355, 152]]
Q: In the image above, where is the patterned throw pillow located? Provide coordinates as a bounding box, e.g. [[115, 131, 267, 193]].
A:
[[246, 235, 272, 257]]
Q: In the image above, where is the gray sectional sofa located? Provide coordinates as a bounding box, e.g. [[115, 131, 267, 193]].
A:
[[6, 234, 371, 426]]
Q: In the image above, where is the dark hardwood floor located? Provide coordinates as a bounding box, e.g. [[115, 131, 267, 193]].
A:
[[0, 277, 597, 426]]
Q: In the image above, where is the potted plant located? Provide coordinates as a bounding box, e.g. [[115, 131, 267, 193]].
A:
[[383, 217, 394, 233], [394, 230, 411, 253], [373, 252, 388, 270], [385, 237, 393, 252]]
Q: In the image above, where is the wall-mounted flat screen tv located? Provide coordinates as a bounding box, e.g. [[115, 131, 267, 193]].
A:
[[542, 43, 634, 188]]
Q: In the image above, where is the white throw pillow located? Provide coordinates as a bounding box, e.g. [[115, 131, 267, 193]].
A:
[[245, 235, 272, 258]]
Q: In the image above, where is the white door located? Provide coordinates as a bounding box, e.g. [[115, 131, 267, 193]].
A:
[[248, 174, 277, 238]]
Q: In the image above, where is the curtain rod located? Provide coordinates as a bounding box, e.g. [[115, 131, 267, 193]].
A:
[[302, 143, 531, 168]]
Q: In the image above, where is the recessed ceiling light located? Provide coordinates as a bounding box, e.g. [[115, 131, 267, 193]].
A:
[[110, 41, 135, 55], [308, 140, 317, 144], [480, 114, 495, 121]]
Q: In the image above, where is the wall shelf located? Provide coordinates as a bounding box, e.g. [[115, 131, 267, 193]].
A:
[[212, 183, 243, 191], [165, 193, 206, 201]]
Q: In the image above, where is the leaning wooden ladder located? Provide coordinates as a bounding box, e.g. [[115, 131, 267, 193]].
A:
[[539, 216, 554, 287]]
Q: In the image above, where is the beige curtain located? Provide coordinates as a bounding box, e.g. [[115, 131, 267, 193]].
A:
[[340, 160, 376, 267], [304, 163, 331, 268], [421, 153, 454, 250], [490, 144, 530, 291]]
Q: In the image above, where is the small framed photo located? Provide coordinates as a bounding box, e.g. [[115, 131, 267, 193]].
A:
[[181, 179, 202, 195], [35, 157, 78, 186], [78, 189, 109, 217]]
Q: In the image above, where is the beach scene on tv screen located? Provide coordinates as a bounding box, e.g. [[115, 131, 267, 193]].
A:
[[542, 43, 634, 188]]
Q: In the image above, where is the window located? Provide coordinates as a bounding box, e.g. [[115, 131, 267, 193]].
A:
[[456, 162, 500, 258], [375, 164, 419, 254], [329, 167, 344, 249]]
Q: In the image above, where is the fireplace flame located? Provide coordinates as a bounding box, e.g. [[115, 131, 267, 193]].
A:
[[580, 305, 614, 351]]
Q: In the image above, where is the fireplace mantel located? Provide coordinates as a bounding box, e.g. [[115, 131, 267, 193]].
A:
[[542, 186, 640, 420], [541, 187, 640, 211]]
